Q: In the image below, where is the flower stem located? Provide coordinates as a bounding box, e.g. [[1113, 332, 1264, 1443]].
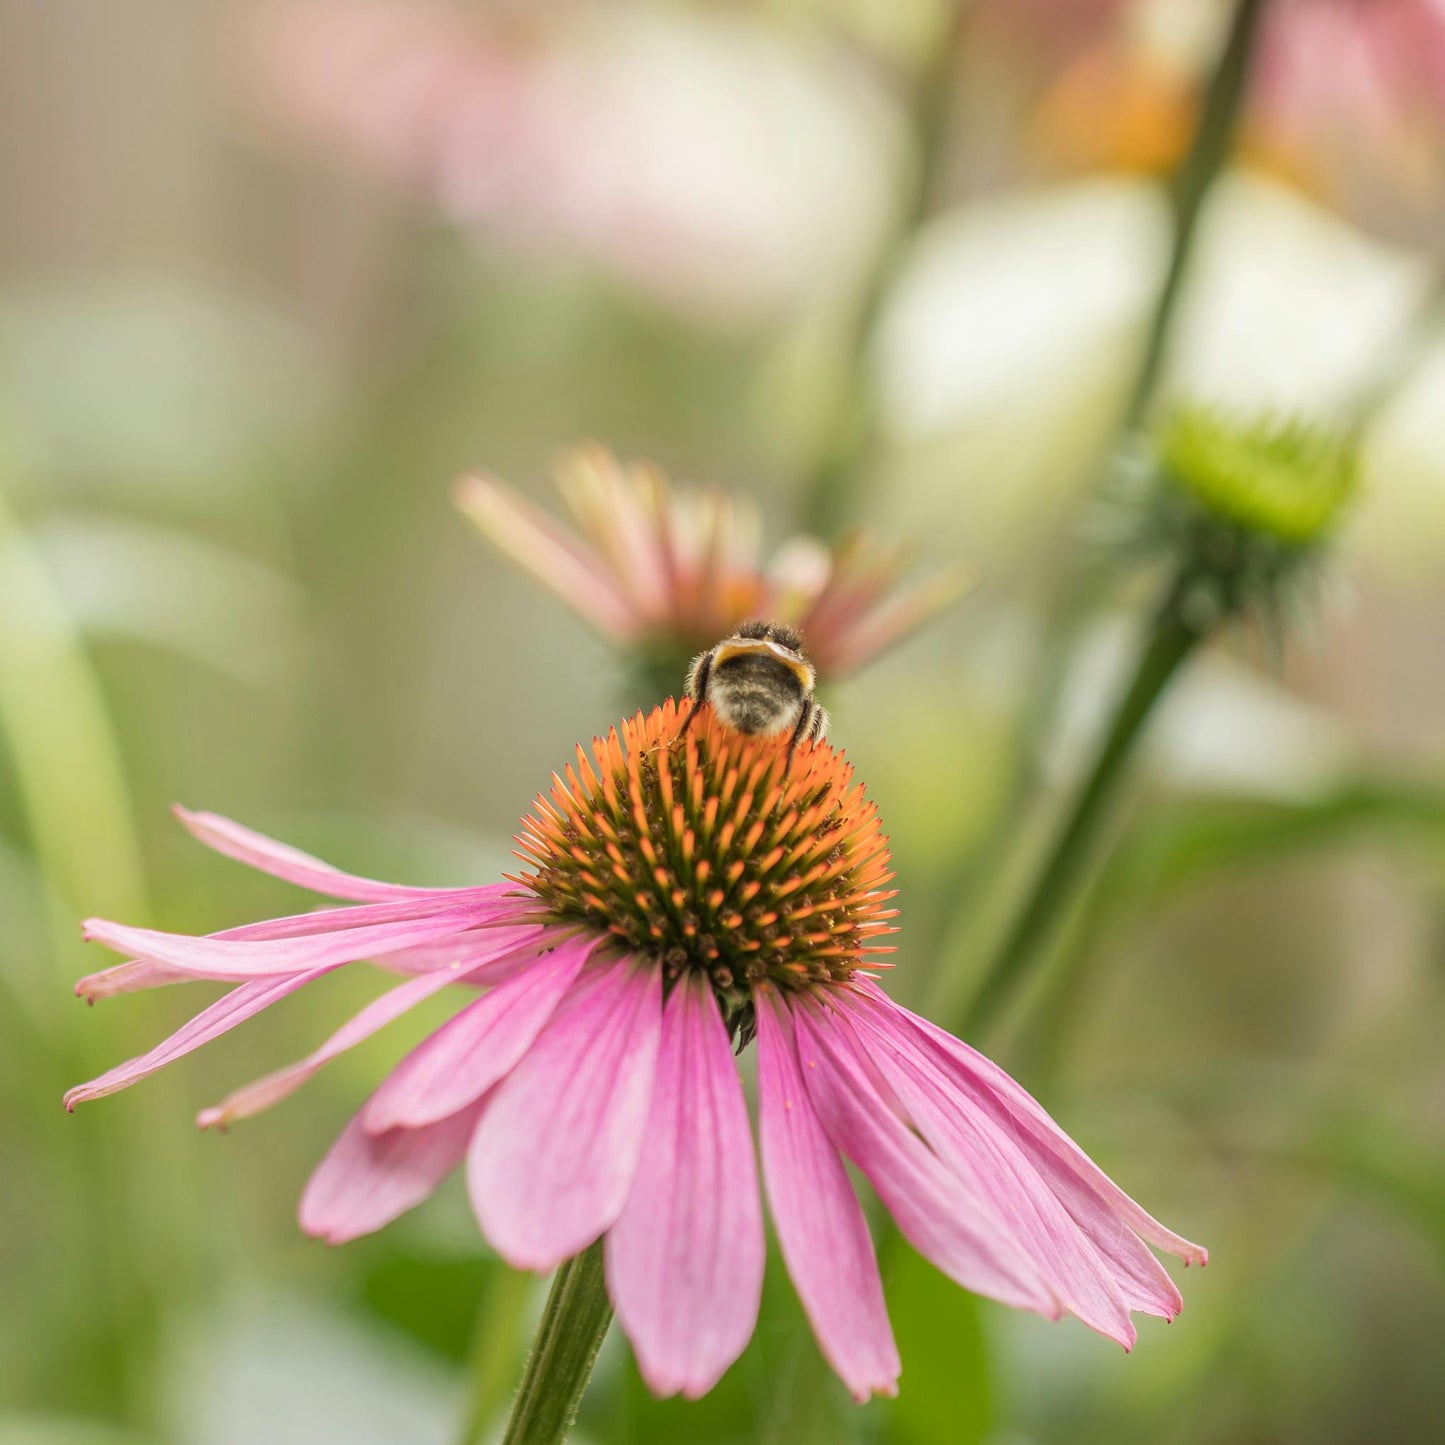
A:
[[500, 1242, 614, 1445], [800, 1, 967, 535], [957, 578, 1204, 1039], [1121, 0, 1270, 433]]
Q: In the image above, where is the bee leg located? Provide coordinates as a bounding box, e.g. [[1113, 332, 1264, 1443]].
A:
[[677, 653, 712, 743], [784, 701, 815, 771]]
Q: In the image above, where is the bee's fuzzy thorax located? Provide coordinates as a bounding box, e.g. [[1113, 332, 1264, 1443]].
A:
[[512, 699, 897, 1012]]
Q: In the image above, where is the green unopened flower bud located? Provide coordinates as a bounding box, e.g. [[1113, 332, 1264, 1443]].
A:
[[1158, 406, 1359, 548], [1099, 406, 1361, 639]]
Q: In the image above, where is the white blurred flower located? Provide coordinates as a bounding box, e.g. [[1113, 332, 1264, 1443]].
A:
[[872, 172, 1445, 575]]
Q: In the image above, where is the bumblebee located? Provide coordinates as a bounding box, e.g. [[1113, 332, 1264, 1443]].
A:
[[683, 621, 829, 756]]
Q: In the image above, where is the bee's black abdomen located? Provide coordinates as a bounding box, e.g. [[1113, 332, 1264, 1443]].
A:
[[711, 652, 804, 734]]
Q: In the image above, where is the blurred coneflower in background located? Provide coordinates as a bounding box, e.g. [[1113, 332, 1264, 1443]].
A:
[[456, 445, 972, 695]]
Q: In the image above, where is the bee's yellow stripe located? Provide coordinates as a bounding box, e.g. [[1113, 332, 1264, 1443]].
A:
[[713, 637, 815, 690]]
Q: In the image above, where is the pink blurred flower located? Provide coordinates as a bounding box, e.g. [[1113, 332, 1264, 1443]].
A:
[[239, 0, 890, 323], [1255, 0, 1445, 237], [1029, 0, 1445, 239], [457, 444, 971, 680], [69, 704, 1204, 1401]]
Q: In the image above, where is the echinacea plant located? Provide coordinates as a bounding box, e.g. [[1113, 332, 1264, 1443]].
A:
[[456, 444, 971, 699], [959, 403, 1360, 1036], [69, 701, 1204, 1438]]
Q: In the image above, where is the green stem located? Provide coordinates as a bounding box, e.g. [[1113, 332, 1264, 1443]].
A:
[[801, 1, 968, 535], [919, 0, 1270, 1019], [1122, 0, 1270, 433], [500, 1242, 614, 1445], [957, 581, 1204, 1040]]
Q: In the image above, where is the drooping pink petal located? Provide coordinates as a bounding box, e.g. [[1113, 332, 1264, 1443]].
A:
[[843, 990, 1139, 1346], [754, 991, 899, 1402], [299, 1100, 484, 1245], [363, 932, 596, 1133], [791, 997, 1059, 1317], [367, 922, 550, 980], [606, 975, 765, 1400], [75, 901, 467, 1000], [857, 980, 1207, 1269], [858, 988, 1191, 1318], [174, 806, 519, 904], [196, 962, 478, 1130], [82, 899, 514, 982], [64, 967, 332, 1109], [467, 957, 661, 1271], [74, 915, 542, 1000], [1006, 1139, 1187, 1320], [76, 959, 194, 1001]]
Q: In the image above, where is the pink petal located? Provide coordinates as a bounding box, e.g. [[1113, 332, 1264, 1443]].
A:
[[844, 991, 1138, 1346], [859, 981, 1207, 1269], [606, 976, 765, 1399], [820, 567, 973, 677], [299, 1100, 484, 1245], [66, 928, 551, 1108], [368, 922, 551, 980], [64, 967, 330, 1109], [467, 957, 661, 1271], [76, 959, 194, 1000], [555, 447, 671, 622], [455, 473, 640, 641], [75, 916, 542, 1001], [73, 900, 482, 1000], [754, 991, 899, 1402], [174, 806, 516, 904], [196, 963, 477, 1130], [791, 997, 1059, 1317], [82, 900, 515, 982], [363, 932, 597, 1133], [1013, 1143, 1187, 1320]]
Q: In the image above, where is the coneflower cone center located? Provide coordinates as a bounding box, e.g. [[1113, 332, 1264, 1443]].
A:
[[514, 700, 897, 1011]]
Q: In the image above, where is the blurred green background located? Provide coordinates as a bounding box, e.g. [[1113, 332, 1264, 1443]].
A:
[[2, 1, 1444, 1441]]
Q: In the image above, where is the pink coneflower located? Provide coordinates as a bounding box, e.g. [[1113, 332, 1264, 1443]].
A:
[[68, 700, 1203, 1400], [456, 445, 970, 683]]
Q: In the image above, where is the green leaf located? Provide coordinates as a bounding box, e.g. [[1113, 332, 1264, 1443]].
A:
[[1120, 780, 1445, 899], [878, 1233, 992, 1445]]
